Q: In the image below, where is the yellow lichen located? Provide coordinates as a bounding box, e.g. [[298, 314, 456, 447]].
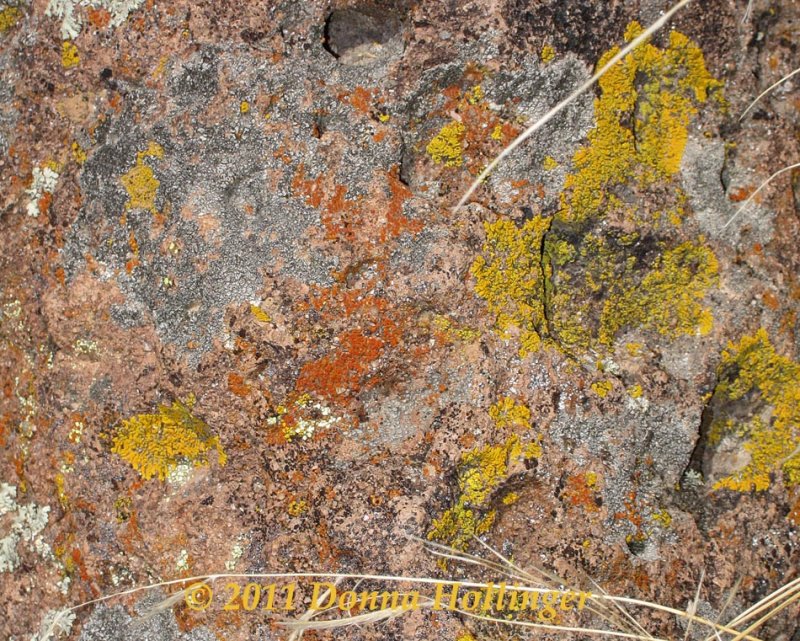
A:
[[465, 85, 484, 105], [470, 216, 551, 356], [541, 44, 556, 64], [489, 397, 532, 429], [598, 240, 718, 345], [627, 384, 643, 398], [502, 491, 520, 505], [120, 142, 164, 213], [0, 5, 21, 32], [625, 342, 644, 357], [114, 496, 132, 522], [55, 473, 69, 510], [288, 499, 308, 516], [543, 155, 558, 170], [427, 121, 466, 167], [61, 41, 80, 68], [558, 21, 723, 225], [470, 24, 721, 360], [431, 315, 481, 343], [591, 380, 613, 398], [250, 304, 271, 323], [111, 395, 227, 481], [651, 509, 672, 528], [427, 435, 537, 553], [71, 141, 87, 165], [710, 330, 800, 492], [240, 100, 250, 114], [490, 123, 503, 141]]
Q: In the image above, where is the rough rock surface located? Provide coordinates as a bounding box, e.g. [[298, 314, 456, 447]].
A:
[[1, 1, 799, 640]]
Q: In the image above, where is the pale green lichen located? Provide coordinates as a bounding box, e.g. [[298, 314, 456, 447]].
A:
[[0, 483, 52, 574], [271, 394, 341, 443], [709, 330, 800, 492], [26, 164, 60, 218], [46, 0, 145, 39]]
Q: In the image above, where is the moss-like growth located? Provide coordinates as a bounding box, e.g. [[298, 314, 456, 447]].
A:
[[111, 395, 227, 481], [709, 330, 800, 492]]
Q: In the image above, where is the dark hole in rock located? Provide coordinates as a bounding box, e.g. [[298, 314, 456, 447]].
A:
[[323, 5, 404, 64]]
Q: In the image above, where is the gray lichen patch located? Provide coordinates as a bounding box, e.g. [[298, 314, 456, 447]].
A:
[[77, 592, 216, 641], [60, 34, 595, 365], [0, 483, 51, 574], [548, 400, 700, 544]]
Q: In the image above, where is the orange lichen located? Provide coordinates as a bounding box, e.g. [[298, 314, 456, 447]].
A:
[[382, 169, 421, 242], [296, 329, 385, 403], [86, 7, 111, 28], [350, 86, 373, 115], [562, 472, 600, 511], [227, 372, 251, 398]]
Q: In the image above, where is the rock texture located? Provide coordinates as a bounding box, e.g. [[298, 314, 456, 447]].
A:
[[1, 1, 799, 640]]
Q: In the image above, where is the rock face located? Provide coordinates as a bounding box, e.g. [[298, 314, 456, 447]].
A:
[[1, 1, 799, 640]]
